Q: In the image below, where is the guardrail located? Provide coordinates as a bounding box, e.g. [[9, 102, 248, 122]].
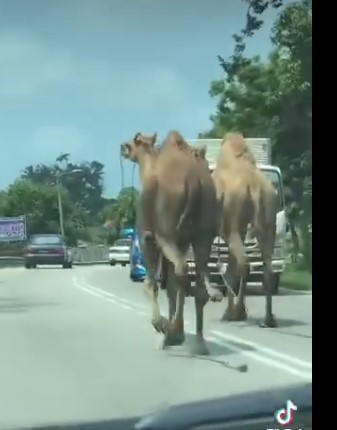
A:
[[0, 246, 111, 268], [70, 246, 109, 263]]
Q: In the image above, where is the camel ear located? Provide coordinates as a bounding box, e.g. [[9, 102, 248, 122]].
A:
[[199, 146, 207, 158], [151, 133, 157, 145], [134, 132, 142, 146]]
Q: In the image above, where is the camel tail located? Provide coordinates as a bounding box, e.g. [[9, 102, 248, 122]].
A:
[[249, 184, 277, 234], [248, 186, 261, 232], [176, 181, 196, 232]]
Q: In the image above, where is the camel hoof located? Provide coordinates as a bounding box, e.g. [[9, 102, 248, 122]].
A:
[[232, 303, 248, 321], [238, 364, 249, 373], [152, 316, 170, 333], [259, 315, 277, 328], [221, 304, 247, 322], [163, 331, 186, 347], [189, 337, 210, 356]]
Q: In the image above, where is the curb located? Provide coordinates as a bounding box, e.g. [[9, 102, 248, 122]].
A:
[[280, 286, 312, 295]]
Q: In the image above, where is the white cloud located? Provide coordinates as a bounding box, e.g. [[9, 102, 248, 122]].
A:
[[0, 30, 190, 110], [32, 126, 85, 161]]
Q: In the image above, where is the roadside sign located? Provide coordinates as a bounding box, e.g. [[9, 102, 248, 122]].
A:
[[0, 216, 27, 242]]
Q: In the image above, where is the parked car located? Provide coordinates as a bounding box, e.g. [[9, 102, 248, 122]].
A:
[[109, 238, 131, 266], [129, 232, 146, 281], [24, 234, 72, 269]]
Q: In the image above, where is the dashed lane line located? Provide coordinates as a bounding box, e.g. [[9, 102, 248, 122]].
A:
[[74, 275, 148, 312], [72, 275, 312, 381]]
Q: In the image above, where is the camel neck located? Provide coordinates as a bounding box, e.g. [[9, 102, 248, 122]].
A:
[[137, 151, 156, 184]]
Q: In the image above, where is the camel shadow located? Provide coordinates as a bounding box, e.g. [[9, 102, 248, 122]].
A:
[[210, 284, 310, 297], [164, 332, 252, 374], [228, 315, 312, 339], [246, 315, 308, 329]]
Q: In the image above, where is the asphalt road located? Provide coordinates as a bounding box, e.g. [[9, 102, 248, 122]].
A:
[[0, 265, 312, 430]]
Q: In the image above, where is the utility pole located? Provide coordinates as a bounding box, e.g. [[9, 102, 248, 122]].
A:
[[56, 169, 81, 239], [56, 173, 65, 237]]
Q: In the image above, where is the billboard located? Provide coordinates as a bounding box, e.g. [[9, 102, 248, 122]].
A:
[[0, 216, 27, 242]]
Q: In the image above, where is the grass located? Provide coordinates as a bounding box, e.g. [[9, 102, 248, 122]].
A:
[[281, 266, 312, 291]]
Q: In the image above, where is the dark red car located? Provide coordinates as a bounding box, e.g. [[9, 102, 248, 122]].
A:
[[24, 234, 72, 269]]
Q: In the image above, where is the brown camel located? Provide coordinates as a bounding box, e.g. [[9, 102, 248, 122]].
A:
[[120, 131, 218, 354], [212, 132, 278, 328]]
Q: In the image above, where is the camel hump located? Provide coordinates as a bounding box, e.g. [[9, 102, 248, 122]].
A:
[[164, 130, 190, 151]]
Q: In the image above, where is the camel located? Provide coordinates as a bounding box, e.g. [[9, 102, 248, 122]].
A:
[[212, 132, 278, 328], [120, 131, 218, 354], [189, 146, 208, 167]]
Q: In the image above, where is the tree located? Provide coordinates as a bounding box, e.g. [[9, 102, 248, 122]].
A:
[[3, 179, 89, 245], [0, 191, 7, 215], [117, 187, 139, 227], [99, 187, 139, 233], [21, 156, 106, 221]]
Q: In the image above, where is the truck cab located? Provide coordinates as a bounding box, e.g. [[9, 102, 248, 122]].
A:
[[186, 138, 287, 294]]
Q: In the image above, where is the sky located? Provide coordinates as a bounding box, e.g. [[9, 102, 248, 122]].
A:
[[0, 0, 283, 197]]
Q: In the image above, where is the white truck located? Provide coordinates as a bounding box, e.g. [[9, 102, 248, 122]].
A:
[[186, 138, 287, 294]]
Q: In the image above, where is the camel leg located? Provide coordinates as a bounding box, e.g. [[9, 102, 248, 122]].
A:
[[138, 184, 157, 239], [155, 236, 187, 345], [256, 229, 277, 328], [221, 232, 248, 322], [141, 235, 169, 334], [234, 263, 250, 321], [161, 261, 186, 347], [190, 237, 213, 356], [220, 255, 239, 321], [165, 260, 176, 320]]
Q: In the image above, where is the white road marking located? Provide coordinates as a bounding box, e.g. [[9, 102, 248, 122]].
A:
[[76, 276, 148, 312], [208, 332, 312, 380], [119, 303, 133, 310], [73, 277, 119, 305], [211, 330, 312, 369], [73, 274, 312, 380]]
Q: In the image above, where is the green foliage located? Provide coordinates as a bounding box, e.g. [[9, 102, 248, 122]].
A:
[[99, 187, 139, 234], [21, 154, 105, 219], [2, 179, 89, 246], [281, 266, 312, 291]]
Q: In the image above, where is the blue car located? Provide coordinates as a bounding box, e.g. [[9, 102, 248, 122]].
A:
[[129, 231, 147, 282], [119, 227, 135, 239]]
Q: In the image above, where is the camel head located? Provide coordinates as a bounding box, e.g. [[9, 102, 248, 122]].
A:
[[190, 145, 209, 169], [190, 145, 207, 161], [120, 132, 157, 162], [221, 133, 247, 157], [220, 132, 256, 165]]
